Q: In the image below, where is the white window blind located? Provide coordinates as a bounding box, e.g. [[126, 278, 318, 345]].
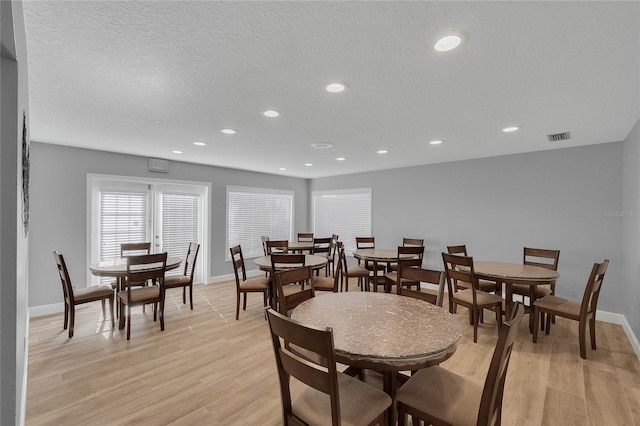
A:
[[160, 192, 200, 278], [227, 186, 293, 259], [313, 188, 372, 254]]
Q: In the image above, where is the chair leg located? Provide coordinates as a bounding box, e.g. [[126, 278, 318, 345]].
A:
[[473, 309, 479, 343], [495, 305, 502, 329], [101, 299, 106, 320], [590, 317, 597, 350], [397, 403, 406, 426], [533, 307, 540, 343], [545, 313, 551, 335], [68, 305, 75, 338], [159, 298, 165, 331], [189, 284, 194, 310], [108, 298, 115, 327], [243, 292, 247, 310], [182, 286, 186, 304], [235, 291, 241, 320], [579, 320, 587, 359], [63, 302, 69, 330], [126, 305, 131, 340]]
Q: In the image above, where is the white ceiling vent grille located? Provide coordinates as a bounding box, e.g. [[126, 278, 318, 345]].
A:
[[148, 158, 169, 173], [547, 132, 571, 142]]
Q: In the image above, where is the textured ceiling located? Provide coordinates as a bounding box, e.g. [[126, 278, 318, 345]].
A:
[[22, 1, 640, 178]]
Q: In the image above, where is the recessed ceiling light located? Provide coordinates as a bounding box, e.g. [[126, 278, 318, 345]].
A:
[[221, 129, 237, 134], [172, 150, 183, 154], [264, 110, 280, 118], [193, 141, 206, 146], [326, 83, 347, 93], [279, 167, 287, 171], [434, 31, 466, 52], [430, 140, 443, 145], [503, 126, 520, 133], [305, 163, 313, 167], [377, 150, 388, 154], [336, 157, 346, 161], [310, 142, 334, 149]]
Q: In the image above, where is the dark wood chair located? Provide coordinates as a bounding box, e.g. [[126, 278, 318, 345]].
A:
[[513, 247, 560, 326], [355, 236, 386, 274], [113, 242, 153, 313], [163, 242, 200, 310], [388, 237, 425, 271], [396, 265, 445, 307], [446, 244, 500, 293], [230, 245, 270, 320], [326, 234, 340, 276], [266, 239, 289, 254], [442, 252, 504, 343], [338, 242, 370, 292], [260, 236, 270, 256], [266, 308, 391, 425], [397, 303, 525, 426], [312, 252, 341, 293], [312, 237, 332, 276], [117, 252, 167, 340], [383, 245, 425, 292], [533, 259, 609, 359], [274, 266, 315, 316], [54, 251, 114, 338]]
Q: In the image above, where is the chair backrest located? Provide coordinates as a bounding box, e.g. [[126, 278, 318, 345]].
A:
[[182, 242, 200, 280], [297, 233, 314, 243], [446, 244, 468, 256], [274, 266, 315, 315], [397, 245, 425, 266], [229, 245, 248, 286], [271, 253, 306, 272], [266, 308, 340, 424], [396, 265, 445, 307], [523, 247, 560, 271], [126, 253, 167, 293], [121, 242, 151, 257], [403, 237, 424, 247], [312, 237, 332, 257], [355, 236, 375, 249], [580, 259, 609, 320], [261, 236, 270, 256], [266, 240, 289, 254], [477, 303, 525, 426], [442, 252, 479, 301], [53, 251, 75, 304]]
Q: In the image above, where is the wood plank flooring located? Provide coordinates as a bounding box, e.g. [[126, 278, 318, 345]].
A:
[[26, 280, 640, 425]]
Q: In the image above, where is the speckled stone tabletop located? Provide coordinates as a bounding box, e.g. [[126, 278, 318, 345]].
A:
[[291, 292, 462, 371]]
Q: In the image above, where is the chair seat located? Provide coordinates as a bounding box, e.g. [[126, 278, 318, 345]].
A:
[[533, 295, 581, 319], [397, 364, 482, 426], [452, 288, 503, 307], [118, 286, 160, 303], [457, 279, 498, 293], [512, 283, 552, 298], [164, 274, 190, 288], [239, 276, 269, 291], [293, 371, 392, 426], [347, 266, 370, 277], [313, 276, 336, 291], [383, 271, 418, 285], [74, 285, 114, 303]]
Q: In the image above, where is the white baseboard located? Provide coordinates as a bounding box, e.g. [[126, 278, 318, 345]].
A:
[[207, 269, 263, 284], [597, 309, 640, 360], [29, 302, 65, 317]]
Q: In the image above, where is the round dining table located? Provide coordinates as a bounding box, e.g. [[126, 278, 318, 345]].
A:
[[291, 291, 461, 425], [352, 248, 415, 292], [89, 256, 182, 279]]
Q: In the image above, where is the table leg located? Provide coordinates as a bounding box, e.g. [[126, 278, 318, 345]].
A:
[[383, 371, 398, 426], [505, 282, 513, 323]]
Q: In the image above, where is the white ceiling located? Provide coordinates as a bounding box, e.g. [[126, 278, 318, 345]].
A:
[[22, 1, 640, 179]]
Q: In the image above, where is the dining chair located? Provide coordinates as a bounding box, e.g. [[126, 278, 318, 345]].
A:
[[355, 236, 386, 273], [533, 259, 609, 359], [297, 232, 314, 243], [230, 245, 270, 320], [274, 266, 315, 316], [387, 238, 425, 271], [118, 252, 167, 340], [266, 239, 289, 254], [397, 303, 525, 426], [53, 251, 114, 338], [266, 308, 391, 425], [338, 242, 370, 291], [260, 236, 270, 256], [312, 252, 341, 293], [383, 245, 424, 293], [312, 237, 332, 276], [395, 265, 445, 307], [513, 247, 560, 327], [163, 242, 200, 310], [442, 252, 504, 343], [326, 234, 340, 276], [114, 242, 153, 313], [446, 244, 500, 294]]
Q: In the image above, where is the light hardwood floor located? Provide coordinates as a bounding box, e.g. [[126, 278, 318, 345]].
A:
[[26, 280, 640, 425]]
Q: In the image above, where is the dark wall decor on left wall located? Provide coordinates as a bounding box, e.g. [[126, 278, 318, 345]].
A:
[[22, 110, 29, 236]]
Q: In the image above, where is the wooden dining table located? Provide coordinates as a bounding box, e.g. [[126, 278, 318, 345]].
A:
[[474, 261, 560, 332], [291, 292, 461, 425]]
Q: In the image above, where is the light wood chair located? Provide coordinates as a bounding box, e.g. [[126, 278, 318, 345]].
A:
[[397, 303, 525, 426], [274, 266, 315, 316], [396, 265, 445, 307], [230, 245, 269, 320], [266, 239, 289, 254], [338, 242, 370, 291], [533, 259, 609, 359], [312, 236, 332, 276], [446, 244, 500, 293], [53, 251, 114, 338], [442, 252, 504, 343], [384, 245, 425, 292], [266, 308, 391, 425], [118, 252, 167, 340], [163, 242, 200, 310]]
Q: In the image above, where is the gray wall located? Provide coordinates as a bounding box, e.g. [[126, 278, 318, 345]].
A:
[[1, 1, 30, 424], [311, 142, 624, 315], [29, 142, 308, 308], [623, 119, 640, 339]]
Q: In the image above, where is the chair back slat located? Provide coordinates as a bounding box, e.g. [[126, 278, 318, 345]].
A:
[[183, 242, 200, 278], [229, 245, 247, 284], [446, 244, 468, 256], [126, 253, 167, 285], [275, 266, 314, 315], [53, 251, 74, 304], [523, 247, 560, 271], [121, 242, 151, 257], [355, 236, 375, 249], [397, 266, 445, 307], [580, 259, 609, 318], [442, 252, 478, 301], [402, 237, 424, 247], [312, 237, 332, 257], [266, 240, 289, 254], [260, 236, 270, 256], [297, 233, 314, 243]]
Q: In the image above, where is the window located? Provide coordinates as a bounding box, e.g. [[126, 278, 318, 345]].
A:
[[227, 186, 294, 259], [88, 175, 209, 286], [312, 188, 372, 254]]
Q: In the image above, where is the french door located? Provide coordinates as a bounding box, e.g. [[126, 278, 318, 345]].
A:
[[88, 175, 208, 286]]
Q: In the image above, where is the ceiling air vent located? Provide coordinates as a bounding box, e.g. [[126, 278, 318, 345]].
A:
[[148, 158, 169, 173], [547, 132, 571, 142]]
